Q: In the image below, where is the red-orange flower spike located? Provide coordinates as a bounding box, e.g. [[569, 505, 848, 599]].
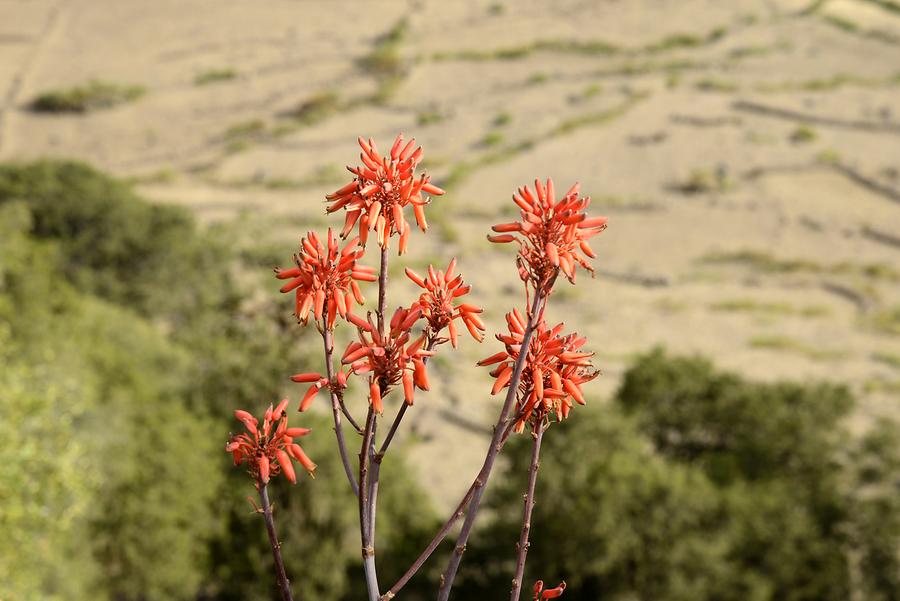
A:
[[488, 178, 607, 294], [533, 581, 567, 600], [226, 402, 316, 486], [406, 258, 484, 347], [480, 311, 599, 431], [341, 307, 434, 409], [326, 134, 444, 252], [275, 228, 374, 329]]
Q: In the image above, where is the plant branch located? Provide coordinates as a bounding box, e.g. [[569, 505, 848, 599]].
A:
[[258, 480, 295, 601], [321, 326, 359, 496], [510, 421, 546, 601], [378, 387, 533, 600], [359, 407, 380, 601], [436, 291, 546, 601], [358, 243, 390, 601]]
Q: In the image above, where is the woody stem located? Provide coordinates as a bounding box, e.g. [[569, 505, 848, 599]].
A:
[[378, 413, 523, 600], [321, 326, 359, 496], [258, 479, 295, 601], [359, 244, 390, 601], [510, 421, 546, 601], [436, 291, 546, 601]]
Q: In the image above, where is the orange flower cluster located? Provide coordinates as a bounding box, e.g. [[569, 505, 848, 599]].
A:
[[479, 309, 598, 431], [533, 581, 566, 600], [406, 258, 485, 346], [226, 401, 316, 485], [488, 178, 607, 294], [326, 134, 445, 251], [275, 229, 375, 328], [341, 307, 433, 412]]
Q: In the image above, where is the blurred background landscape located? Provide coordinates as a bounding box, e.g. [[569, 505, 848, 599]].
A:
[[1, 0, 899, 599]]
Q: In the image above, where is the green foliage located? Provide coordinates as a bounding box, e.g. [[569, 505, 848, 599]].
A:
[[0, 160, 439, 601], [459, 350, 898, 600], [0, 161, 233, 323], [29, 80, 145, 113]]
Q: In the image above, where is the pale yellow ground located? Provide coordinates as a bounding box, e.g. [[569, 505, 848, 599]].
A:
[[2, 0, 899, 510]]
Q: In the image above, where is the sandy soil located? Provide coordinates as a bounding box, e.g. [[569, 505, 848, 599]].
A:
[[2, 0, 899, 509]]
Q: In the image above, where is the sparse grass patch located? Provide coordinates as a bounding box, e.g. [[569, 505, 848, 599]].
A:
[[29, 80, 145, 113], [593, 194, 660, 211], [790, 124, 818, 143], [863, 377, 900, 394], [493, 111, 512, 127], [873, 351, 900, 370], [823, 15, 859, 32], [224, 119, 266, 140], [487, 2, 506, 15], [695, 78, 739, 93], [816, 148, 842, 164], [800, 0, 829, 15], [287, 90, 340, 125], [869, 305, 900, 336], [479, 131, 504, 148], [417, 108, 446, 126], [749, 335, 847, 360], [859, 0, 900, 14], [194, 68, 237, 86], [527, 72, 549, 85], [700, 250, 900, 282], [553, 91, 649, 136], [360, 19, 409, 104], [674, 167, 733, 194], [644, 27, 727, 53], [711, 299, 830, 318], [654, 297, 688, 313], [126, 168, 177, 185]]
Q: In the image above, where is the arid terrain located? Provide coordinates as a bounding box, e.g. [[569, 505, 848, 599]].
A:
[[3, 0, 899, 508]]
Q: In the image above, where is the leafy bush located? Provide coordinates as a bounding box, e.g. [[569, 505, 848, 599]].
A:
[[0, 161, 438, 601], [459, 349, 899, 601], [0, 160, 233, 322]]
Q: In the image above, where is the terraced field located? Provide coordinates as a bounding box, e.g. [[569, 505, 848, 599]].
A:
[[3, 0, 898, 506]]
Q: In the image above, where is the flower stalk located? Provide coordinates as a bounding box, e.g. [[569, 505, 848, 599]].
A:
[[321, 325, 359, 496], [258, 479, 295, 601], [510, 421, 547, 601], [436, 291, 546, 601]]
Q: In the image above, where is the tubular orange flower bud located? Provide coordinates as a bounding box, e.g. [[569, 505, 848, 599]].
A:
[[370, 380, 383, 414], [290, 372, 322, 383], [492, 365, 513, 395], [293, 444, 317, 475], [285, 427, 311, 438], [492, 222, 521, 233], [300, 383, 321, 412], [259, 456, 270, 483], [488, 234, 516, 243], [234, 410, 255, 424], [402, 370, 415, 405], [546, 242, 560, 266], [413, 358, 429, 390], [276, 450, 296, 484]]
